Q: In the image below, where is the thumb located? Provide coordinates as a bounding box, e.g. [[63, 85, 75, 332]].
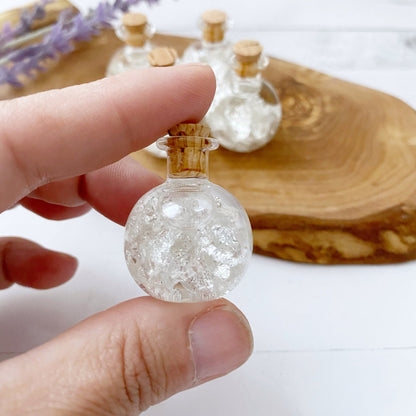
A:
[[0, 297, 253, 415]]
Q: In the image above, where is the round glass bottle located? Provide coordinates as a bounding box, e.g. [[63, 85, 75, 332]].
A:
[[144, 47, 178, 159], [124, 123, 253, 303], [106, 12, 155, 77], [181, 10, 233, 87], [205, 40, 282, 153]]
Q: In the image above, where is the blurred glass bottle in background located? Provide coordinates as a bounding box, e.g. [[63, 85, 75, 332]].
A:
[[181, 10, 233, 87], [106, 12, 155, 76], [205, 40, 282, 153]]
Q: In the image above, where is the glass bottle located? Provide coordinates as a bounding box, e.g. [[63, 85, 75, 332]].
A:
[[144, 47, 178, 159], [205, 40, 282, 153], [124, 123, 253, 303], [181, 10, 233, 87], [106, 12, 155, 77]]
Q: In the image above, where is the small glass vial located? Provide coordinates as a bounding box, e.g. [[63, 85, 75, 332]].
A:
[[181, 10, 233, 86], [106, 12, 155, 76], [124, 123, 253, 303], [144, 47, 178, 159], [205, 40, 282, 153]]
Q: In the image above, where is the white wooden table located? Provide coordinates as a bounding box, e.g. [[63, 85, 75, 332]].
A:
[[1, 1, 416, 415]]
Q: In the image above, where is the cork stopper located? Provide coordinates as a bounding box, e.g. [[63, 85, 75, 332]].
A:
[[233, 40, 263, 77], [148, 47, 178, 67], [201, 10, 227, 43], [158, 123, 217, 178], [122, 13, 148, 47], [168, 123, 211, 137]]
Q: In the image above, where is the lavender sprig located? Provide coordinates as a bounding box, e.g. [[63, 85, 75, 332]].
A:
[[0, 0, 159, 87], [0, 0, 52, 50]]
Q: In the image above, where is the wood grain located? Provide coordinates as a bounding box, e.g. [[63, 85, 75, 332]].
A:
[[1, 25, 416, 264], [134, 38, 416, 264]]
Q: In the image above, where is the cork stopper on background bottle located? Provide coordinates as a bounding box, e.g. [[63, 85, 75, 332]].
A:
[[157, 123, 217, 178], [148, 47, 178, 67], [201, 10, 227, 43], [233, 40, 263, 78], [122, 12, 148, 47]]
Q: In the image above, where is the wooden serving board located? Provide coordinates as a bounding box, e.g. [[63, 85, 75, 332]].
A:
[[2, 6, 416, 264], [135, 52, 416, 264]]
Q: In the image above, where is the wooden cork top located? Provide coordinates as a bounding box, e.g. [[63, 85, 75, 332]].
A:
[[122, 13, 147, 33], [202, 10, 227, 25], [233, 40, 264, 77], [162, 123, 216, 178], [234, 40, 263, 63], [168, 123, 211, 138], [201, 9, 228, 43], [122, 13, 148, 47], [148, 47, 177, 67]]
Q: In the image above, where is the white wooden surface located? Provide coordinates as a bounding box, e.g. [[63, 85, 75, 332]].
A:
[[1, 1, 416, 415]]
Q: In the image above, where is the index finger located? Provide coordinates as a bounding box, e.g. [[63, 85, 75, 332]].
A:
[[0, 64, 215, 211]]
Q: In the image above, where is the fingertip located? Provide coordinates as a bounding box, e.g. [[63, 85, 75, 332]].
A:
[[22, 250, 78, 290], [7, 244, 78, 290], [174, 63, 217, 120], [54, 251, 79, 280], [189, 304, 253, 382], [118, 64, 216, 126], [179, 62, 216, 91]]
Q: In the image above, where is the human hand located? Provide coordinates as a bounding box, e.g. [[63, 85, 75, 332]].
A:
[[0, 65, 253, 415]]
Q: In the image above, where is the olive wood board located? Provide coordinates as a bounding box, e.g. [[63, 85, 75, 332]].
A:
[[2, 12, 416, 264]]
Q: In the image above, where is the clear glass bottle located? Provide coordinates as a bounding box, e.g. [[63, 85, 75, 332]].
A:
[[144, 47, 178, 159], [124, 123, 253, 303], [181, 10, 233, 87], [205, 40, 282, 153], [106, 12, 155, 77]]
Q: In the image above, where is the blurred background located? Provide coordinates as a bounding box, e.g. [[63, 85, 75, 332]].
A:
[[89, 0, 416, 107], [0, 1, 416, 415]]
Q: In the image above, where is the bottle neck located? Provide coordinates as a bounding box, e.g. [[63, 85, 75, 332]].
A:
[[201, 39, 228, 50], [231, 72, 263, 96], [166, 177, 209, 187], [167, 148, 209, 179], [202, 23, 225, 44], [162, 137, 215, 179], [124, 42, 150, 62]]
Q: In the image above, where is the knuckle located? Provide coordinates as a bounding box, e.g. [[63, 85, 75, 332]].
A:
[[1, 100, 50, 192], [118, 323, 170, 412], [98, 77, 137, 151]]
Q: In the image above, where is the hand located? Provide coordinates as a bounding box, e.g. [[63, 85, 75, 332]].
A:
[[0, 65, 253, 415]]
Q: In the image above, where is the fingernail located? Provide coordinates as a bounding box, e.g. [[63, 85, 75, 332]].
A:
[[189, 306, 253, 382]]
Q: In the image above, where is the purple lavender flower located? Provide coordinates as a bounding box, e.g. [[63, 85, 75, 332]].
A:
[[0, 0, 51, 49], [0, 0, 160, 87]]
